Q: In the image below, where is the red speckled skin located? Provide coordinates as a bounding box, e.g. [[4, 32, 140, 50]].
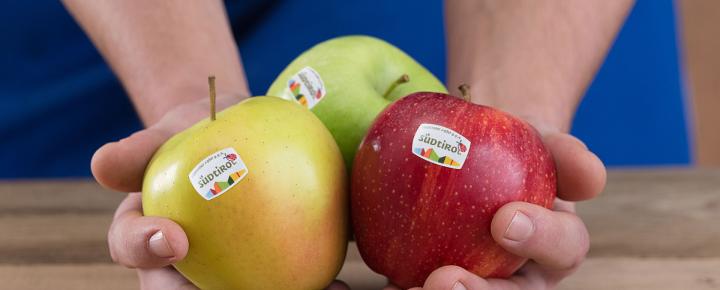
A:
[[351, 92, 557, 289]]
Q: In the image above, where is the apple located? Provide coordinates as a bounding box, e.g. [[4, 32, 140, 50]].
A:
[[267, 35, 447, 168], [143, 78, 348, 290], [351, 88, 557, 288]]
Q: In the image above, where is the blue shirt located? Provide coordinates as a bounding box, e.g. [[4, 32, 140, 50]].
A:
[[0, 0, 689, 178]]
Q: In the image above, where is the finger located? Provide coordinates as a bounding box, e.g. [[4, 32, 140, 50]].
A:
[[491, 202, 589, 272], [416, 265, 529, 290], [553, 199, 576, 213], [92, 127, 173, 192], [109, 193, 189, 268], [138, 267, 198, 290], [542, 132, 606, 201], [407, 265, 552, 290], [416, 265, 489, 290], [325, 280, 350, 290]]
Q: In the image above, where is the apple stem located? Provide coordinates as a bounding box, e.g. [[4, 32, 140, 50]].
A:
[[382, 74, 410, 99], [458, 84, 471, 102], [209, 75, 216, 121]]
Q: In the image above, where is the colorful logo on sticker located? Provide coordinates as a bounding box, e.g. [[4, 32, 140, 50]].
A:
[[411, 123, 471, 169], [188, 148, 249, 200], [283, 66, 326, 109]]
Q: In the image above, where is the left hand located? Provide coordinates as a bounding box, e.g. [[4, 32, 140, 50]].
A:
[[382, 129, 604, 290]]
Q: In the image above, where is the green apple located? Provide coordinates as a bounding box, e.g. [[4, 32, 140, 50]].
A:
[[142, 96, 348, 290], [267, 35, 447, 168]]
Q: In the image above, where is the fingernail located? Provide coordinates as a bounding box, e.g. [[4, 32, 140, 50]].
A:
[[452, 281, 467, 290], [504, 211, 534, 242], [149, 230, 174, 258]]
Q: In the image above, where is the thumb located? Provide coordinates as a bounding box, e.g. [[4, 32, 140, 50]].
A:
[[91, 126, 174, 192], [91, 94, 244, 192]]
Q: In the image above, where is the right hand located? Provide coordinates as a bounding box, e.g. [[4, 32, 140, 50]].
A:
[[92, 94, 354, 290], [93, 94, 241, 290]]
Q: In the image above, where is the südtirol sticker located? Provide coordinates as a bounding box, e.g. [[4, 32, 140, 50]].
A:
[[412, 123, 471, 169], [189, 148, 249, 200], [283, 66, 326, 109]]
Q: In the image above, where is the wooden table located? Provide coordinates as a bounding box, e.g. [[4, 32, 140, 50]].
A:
[[1, 169, 719, 290]]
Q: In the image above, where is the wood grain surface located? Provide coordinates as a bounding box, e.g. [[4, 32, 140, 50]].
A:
[[0, 169, 718, 289]]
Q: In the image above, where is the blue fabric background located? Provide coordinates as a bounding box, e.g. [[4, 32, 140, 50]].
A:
[[0, 0, 689, 178], [572, 1, 690, 165]]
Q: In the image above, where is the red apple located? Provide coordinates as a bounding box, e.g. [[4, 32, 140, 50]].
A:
[[351, 90, 557, 288]]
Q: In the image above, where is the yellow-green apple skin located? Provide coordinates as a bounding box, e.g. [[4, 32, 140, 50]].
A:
[[267, 35, 447, 168], [142, 97, 348, 290]]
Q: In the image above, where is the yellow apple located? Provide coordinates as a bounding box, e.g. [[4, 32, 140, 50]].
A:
[[142, 96, 347, 290]]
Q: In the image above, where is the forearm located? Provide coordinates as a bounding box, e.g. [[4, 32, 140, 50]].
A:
[[446, 0, 633, 132], [63, 0, 249, 125]]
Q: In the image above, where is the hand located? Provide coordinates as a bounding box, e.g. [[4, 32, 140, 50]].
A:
[[92, 95, 350, 290], [384, 127, 605, 290]]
